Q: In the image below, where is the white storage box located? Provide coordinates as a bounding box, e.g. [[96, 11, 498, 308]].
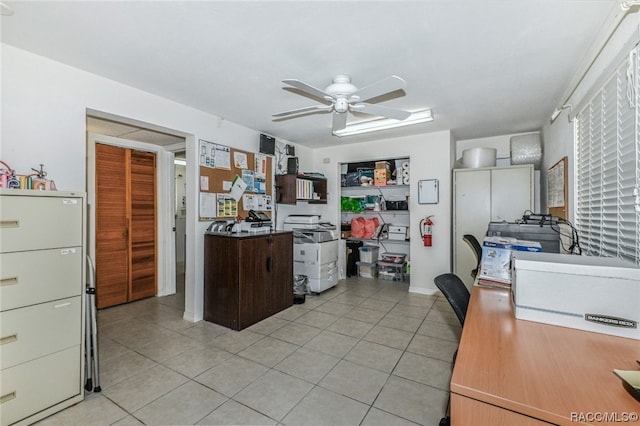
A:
[[358, 246, 379, 263], [388, 232, 406, 241], [511, 252, 640, 340], [388, 225, 407, 234], [357, 261, 378, 278]]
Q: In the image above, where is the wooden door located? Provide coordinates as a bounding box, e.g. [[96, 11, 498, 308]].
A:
[[95, 144, 157, 308], [95, 144, 129, 308], [129, 150, 157, 302]]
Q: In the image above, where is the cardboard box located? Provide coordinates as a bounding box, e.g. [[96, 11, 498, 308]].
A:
[[511, 252, 640, 340], [479, 237, 541, 284], [375, 161, 390, 169], [374, 169, 391, 186]]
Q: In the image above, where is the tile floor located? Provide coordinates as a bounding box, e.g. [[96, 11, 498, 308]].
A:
[[37, 277, 461, 426]]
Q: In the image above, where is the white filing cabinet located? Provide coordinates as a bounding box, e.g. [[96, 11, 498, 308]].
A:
[[453, 165, 534, 290], [0, 189, 85, 426]]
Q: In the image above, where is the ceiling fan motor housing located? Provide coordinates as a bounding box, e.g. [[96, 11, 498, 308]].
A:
[[326, 74, 357, 97]]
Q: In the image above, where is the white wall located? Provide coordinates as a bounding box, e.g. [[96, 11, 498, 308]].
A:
[[310, 131, 454, 295], [1, 44, 295, 322]]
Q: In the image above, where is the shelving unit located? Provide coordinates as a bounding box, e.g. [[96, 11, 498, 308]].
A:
[[275, 174, 327, 204], [340, 159, 410, 281]]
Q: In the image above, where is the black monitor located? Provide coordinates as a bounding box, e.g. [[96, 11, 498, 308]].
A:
[[259, 134, 275, 156], [487, 221, 561, 253]]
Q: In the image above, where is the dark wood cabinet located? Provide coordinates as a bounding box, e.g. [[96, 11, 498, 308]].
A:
[[275, 174, 327, 204], [204, 231, 293, 330]]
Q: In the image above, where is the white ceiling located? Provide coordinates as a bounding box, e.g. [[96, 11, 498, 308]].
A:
[[1, 1, 619, 148]]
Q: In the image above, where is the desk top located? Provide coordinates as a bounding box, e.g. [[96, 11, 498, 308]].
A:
[[450, 286, 640, 425]]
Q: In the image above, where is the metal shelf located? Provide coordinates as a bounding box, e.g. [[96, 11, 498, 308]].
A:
[[341, 210, 409, 215]]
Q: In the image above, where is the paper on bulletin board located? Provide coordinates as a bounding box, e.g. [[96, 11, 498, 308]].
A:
[[215, 145, 231, 169], [230, 175, 247, 200], [243, 194, 272, 211], [217, 194, 237, 217], [548, 160, 565, 207], [199, 192, 216, 219], [255, 153, 267, 179], [242, 170, 255, 192], [200, 176, 209, 191], [234, 151, 248, 169], [199, 139, 216, 168]]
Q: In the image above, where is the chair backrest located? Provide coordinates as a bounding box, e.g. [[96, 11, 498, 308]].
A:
[[463, 234, 483, 277], [434, 273, 470, 327]]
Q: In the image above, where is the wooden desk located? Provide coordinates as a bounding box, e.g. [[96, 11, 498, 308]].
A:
[[450, 286, 640, 426]]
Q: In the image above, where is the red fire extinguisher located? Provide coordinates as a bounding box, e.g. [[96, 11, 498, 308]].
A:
[[420, 216, 434, 247]]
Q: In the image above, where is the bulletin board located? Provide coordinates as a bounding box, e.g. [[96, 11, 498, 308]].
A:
[[547, 156, 568, 220], [198, 140, 273, 221]]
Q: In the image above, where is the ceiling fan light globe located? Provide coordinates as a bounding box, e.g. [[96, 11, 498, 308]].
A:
[[334, 98, 349, 113]]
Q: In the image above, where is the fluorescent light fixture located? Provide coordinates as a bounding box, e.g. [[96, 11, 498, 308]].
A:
[[174, 158, 187, 166], [333, 109, 433, 137]]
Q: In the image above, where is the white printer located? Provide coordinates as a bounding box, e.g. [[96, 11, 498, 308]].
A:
[[283, 215, 339, 293]]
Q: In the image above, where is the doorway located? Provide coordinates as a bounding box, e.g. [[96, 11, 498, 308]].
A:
[[174, 152, 187, 306], [95, 143, 157, 308], [86, 114, 187, 310]]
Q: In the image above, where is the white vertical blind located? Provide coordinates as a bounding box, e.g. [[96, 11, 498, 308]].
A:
[[575, 46, 640, 265]]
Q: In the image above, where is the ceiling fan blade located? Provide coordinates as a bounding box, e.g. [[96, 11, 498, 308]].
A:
[[332, 111, 348, 132], [283, 79, 334, 101], [351, 75, 407, 102], [272, 104, 333, 118], [352, 103, 411, 121]]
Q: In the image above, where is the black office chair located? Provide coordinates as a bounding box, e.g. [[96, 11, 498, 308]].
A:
[[462, 234, 483, 279], [434, 273, 470, 327], [434, 273, 471, 426]]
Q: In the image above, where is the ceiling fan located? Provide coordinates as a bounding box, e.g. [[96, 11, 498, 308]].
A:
[[273, 74, 412, 132]]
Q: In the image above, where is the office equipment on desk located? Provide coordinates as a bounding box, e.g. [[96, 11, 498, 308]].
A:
[[487, 218, 561, 253], [450, 286, 640, 426], [512, 251, 640, 339], [283, 215, 339, 293]]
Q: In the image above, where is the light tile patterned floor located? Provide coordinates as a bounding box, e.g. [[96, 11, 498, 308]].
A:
[[36, 277, 461, 426]]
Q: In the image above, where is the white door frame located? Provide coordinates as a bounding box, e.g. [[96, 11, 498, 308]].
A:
[[87, 132, 177, 298]]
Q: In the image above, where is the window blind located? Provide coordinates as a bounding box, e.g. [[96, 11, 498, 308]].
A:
[[575, 46, 640, 265]]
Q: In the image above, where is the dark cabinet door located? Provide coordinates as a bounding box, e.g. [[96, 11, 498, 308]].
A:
[[204, 236, 240, 329], [270, 234, 293, 313], [238, 237, 271, 329]]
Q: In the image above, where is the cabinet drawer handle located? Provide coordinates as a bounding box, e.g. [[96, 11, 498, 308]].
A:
[[266, 257, 273, 273], [54, 302, 71, 309], [0, 334, 17, 345], [0, 220, 19, 228], [0, 391, 16, 404], [0, 276, 18, 286]]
